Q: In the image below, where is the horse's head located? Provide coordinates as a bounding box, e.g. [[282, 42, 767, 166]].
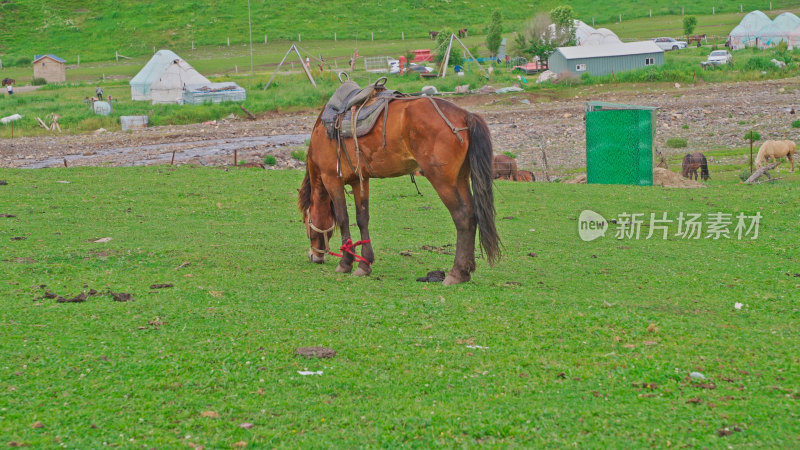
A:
[[303, 205, 335, 264], [298, 170, 335, 264]]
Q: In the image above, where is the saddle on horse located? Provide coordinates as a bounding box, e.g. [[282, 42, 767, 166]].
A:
[[320, 74, 402, 140]]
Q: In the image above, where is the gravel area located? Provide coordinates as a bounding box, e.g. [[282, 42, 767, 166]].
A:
[[2, 77, 798, 174]]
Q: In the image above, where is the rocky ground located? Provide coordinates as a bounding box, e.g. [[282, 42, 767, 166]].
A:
[[2, 77, 798, 176]]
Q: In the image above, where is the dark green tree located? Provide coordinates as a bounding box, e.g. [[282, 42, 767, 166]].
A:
[[683, 16, 698, 37], [486, 10, 503, 56]]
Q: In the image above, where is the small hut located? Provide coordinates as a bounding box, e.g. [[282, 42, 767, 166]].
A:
[[33, 54, 66, 83]]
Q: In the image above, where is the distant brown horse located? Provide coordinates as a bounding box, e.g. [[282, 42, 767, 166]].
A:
[[299, 96, 500, 285], [681, 152, 709, 181], [1, 78, 15, 87], [756, 140, 795, 172], [429, 30, 440, 40], [517, 170, 535, 182], [492, 154, 518, 181], [458, 28, 468, 38]]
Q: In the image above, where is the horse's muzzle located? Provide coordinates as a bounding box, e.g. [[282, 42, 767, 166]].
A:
[[308, 250, 325, 264]]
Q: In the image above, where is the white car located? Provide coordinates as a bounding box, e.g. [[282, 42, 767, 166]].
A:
[[706, 50, 732, 65], [652, 37, 688, 51]]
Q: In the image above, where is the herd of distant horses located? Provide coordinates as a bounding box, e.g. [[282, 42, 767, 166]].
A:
[[429, 29, 468, 40], [680, 140, 795, 181]]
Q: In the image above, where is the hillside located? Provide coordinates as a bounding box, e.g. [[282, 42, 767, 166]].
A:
[[1, 0, 799, 64]]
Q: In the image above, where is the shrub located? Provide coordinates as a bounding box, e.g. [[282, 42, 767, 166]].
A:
[[681, 124, 689, 129], [503, 151, 516, 159], [744, 56, 776, 72], [31, 77, 47, 86], [14, 56, 31, 67], [738, 168, 752, 182], [743, 131, 761, 141], [264, 155, 277, 166], [792, 120, 800, 128], [291, 149, 306, 161], [666, 138, 687, 148]]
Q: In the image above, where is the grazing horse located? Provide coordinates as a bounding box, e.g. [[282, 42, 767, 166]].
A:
[[756, 140, 795, 172], [492, 154, 518, 181], [517, 170, 535, 182], [429, 30, 440, 40], [681, 152, 710, 181], [299, 96, 500, 285], [1, 78, 15, 87], [458, 28, 468, 38]]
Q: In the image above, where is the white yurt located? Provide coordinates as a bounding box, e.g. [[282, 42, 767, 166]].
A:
[[729, 10, 772, 50], [130, 50, 211, 104]]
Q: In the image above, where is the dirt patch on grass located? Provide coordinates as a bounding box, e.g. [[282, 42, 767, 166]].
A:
[[564, 169, 706, 188], [295, 347, 337, 358]]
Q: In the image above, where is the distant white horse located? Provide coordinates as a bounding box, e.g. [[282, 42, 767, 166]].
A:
[[756, 140, 795, 172]]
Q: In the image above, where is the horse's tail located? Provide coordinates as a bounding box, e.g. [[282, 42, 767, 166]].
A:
[[466, 113, 501, 266], [700, 153, 710, 180]]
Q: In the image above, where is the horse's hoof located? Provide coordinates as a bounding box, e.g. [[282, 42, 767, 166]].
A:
[[443, 274, 469, 285], [335, 264, 352, 273], [353, 266, 371, 277]]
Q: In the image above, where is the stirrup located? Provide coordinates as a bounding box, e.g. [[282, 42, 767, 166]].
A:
[[338, 72, 350, 84]]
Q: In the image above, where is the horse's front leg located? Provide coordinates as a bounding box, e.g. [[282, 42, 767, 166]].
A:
[[351, 180, 374, 276], [324, 178, 355, 273]]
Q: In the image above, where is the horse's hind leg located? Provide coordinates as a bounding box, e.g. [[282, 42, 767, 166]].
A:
[[351, 180, 375, 277], [425, 168, 476, 285]]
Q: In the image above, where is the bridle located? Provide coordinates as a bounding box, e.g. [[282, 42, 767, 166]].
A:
[[305, 208, 335, 257]]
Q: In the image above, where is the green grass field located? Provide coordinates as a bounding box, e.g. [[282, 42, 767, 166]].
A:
[[2, 1, 798, 64], [1, 166, 799, 446]]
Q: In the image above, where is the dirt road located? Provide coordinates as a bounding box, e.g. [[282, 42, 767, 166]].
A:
[[2, 77, 798, 174]]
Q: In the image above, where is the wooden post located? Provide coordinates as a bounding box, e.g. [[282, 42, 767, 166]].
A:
[[402, 32, 404, 40], [192, 41, 195, 50], [371, 32, 374, 40], [440, 34, 454, 78], [693, 69, 696, 85], [649, 9, 652, 18], [10, 121, 13, 139], [334, 32, 337, 41], [298, 34, 301, 42], [235, 65, 238, 73], [171, 151, 176, 165], [750, 132, 754, 174], [153, 46, 156, 54], [592, 17, 595, 27], [77, 55, 80, 66], [740, 4, 743, 13], [227, 37, 230, 47], [234, 149, 238, 166], [541, 146, 551, 182], [619, 14, 622, 23], [63, 158, 68, 168], [115, 51, 119, 62], [682, 7, 684, 16], [713, 6, 715, 15], [265, 34, 268, 44]]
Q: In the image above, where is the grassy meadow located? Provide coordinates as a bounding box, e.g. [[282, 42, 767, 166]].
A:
[[2, 0, 798, 64], [1, 165, 799, 446]]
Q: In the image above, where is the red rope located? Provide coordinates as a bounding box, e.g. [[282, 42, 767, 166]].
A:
[[329, 238, 372, 265]]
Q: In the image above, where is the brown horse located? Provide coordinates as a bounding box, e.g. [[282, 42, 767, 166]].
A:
[[429, 31, 440, 40], [756, 140, 795, 172], [681, 152, 709, 181], [1, 78, 15, 87], [517, 170, 535, 182], [458, 28, 468, 38], [492, 154, 518, 181], [298, 97, 500, 285]]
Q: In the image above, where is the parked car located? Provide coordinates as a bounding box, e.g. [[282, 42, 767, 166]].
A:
[[706, 50, 733, 65], [652, 37, 688, 51]]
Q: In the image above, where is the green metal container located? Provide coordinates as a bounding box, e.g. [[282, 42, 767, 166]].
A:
[[585, 101, 658, 186]]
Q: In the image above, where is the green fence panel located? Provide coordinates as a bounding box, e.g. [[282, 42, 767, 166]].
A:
[[585, 102, 657, 186]]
